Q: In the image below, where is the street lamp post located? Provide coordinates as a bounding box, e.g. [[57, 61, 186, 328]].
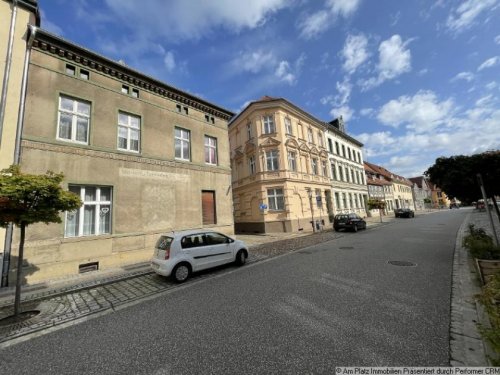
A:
[[307, 189, 315, 232]]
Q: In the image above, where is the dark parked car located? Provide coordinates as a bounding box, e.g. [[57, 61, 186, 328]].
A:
[[333, 213, 367, 232], [394, 208, 414, 218]]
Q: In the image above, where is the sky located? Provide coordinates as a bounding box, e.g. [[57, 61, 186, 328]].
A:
[[39, 0, 500, 178]]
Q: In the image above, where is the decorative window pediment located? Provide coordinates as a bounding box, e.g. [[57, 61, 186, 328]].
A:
[[259, 137, 281, 148], [244, 141, 256, 154], [298, 142, 310, 152], [285, 138, 299, 149]]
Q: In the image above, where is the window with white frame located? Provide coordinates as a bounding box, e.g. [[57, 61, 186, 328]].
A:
[[331, 163, 337, 180], [307, 128, 314, 143], [65, 186, 112, 237], [287, 151, 297, 171], [266, 150, 279, 171], [315, 189, 322, 208], [204, 136, 217, 165], [342, 193, 347, 208], [322, 161, 327, 177], [335, 192, 341, 209], [262, 115, 275, 134], [284, 117, 293, 135], [338, 166, 344, 181], [175, 127, 191, 161], [249, 155, 256, 174], [311, 158, 318, 175], [267, 188, 284, 210], [118, 111, 140, 152], [58, 95, 90, 144]]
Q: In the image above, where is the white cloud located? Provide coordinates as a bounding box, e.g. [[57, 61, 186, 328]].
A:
[[341, 34, 370, 74], [388, 155, 418, 169], [329, 105, 354, 122], [359, 35, 412, 90], [451, 71, 474, 82], [298, 0, 361, 39], [104, 0, 288, 41], [475, 94, 493, 107], [496, 35, 500, 44], [417, 69, 428, 76], [163, 51, 176, 72], [298, 11, 330, 39], [275, 61, 296, 85], [231, 50, 276, 74], [320, 77, 352, 110], [377, 90, 454, 132], [478, 56, 499, 71], [485, 81, 498, 90], [446, 0, 498, 34], [360, 108, 374, 117]]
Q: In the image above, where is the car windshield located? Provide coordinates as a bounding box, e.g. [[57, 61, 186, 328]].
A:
[[156, 236, 173, 250]]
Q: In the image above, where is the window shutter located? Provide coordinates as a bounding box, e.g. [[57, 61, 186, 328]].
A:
[[202, 191, 216, 225]]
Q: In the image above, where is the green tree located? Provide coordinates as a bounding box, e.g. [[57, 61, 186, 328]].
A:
[[0, 165, 81, 317], [425, 151, 500, 203], [367, 198, 386, 223]]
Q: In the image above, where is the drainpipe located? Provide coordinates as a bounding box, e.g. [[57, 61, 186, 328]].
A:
[[0, 0, 18, 146], [1, 24, 36, 288]]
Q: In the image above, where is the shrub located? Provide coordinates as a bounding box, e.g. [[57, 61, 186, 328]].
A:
[[477, 273, 500, 365], [463, 224, 499, 259]]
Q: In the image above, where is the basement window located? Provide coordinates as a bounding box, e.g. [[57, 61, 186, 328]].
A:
[[79, 262, 99, 273]]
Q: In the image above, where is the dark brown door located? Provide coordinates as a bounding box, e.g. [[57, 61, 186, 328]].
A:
[[202, 191, 216, 225]]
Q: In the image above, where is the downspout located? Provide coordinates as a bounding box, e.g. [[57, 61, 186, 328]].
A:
[[0, 0, 18, 146], [1, 24, 36, 288]]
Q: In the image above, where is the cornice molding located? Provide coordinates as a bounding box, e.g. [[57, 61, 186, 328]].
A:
[[32, 30, 233, 121]]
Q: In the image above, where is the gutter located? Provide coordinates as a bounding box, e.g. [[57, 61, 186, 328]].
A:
[[1, 24, 36, 288], [0, 0, 18, 146]]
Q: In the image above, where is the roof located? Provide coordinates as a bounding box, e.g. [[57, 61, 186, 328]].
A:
[[32, 28, 234, 120], [229, 96, 363, 146], [366, 176, 391, 186]]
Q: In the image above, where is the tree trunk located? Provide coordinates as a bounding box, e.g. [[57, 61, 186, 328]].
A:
[[14, 223, 26, 317], [379, 208, 383, 223]]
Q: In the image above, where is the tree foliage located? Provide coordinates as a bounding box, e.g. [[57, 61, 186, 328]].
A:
[[0, 165, 82, 227], [367, 198, 386, 210], [425, 151, 500, 203]]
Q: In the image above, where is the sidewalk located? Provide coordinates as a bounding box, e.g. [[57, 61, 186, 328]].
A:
[[0, 210, 413, 346]]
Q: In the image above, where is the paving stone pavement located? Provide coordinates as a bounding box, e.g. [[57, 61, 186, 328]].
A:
[[0, 210, 431, 346]]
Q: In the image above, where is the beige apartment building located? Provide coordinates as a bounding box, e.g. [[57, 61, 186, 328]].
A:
[[229, 97, 336, 233], [324, 117, 368, 217], [0, 0, 39, 286], [4, 27, 234, 284]]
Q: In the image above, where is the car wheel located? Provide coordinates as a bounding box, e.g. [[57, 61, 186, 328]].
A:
[[353, 224, 358, 232], [235, 250, 247, 266], [334, 226, 340, 232], [172, 263, 190, 283]]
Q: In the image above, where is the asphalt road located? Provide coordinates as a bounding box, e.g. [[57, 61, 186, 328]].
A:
[[0, 209, 468, 374]]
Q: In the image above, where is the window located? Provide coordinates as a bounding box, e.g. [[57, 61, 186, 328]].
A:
[[348, 148, 352, 160], [176, 104, 182, 113], [263, 115, 275, 134], [285, 117, 293, 135], [335, 192, 341, 209], [307, 128, 314, 143], [184, 106, 189, 115], [121, 85, 129, 94], [311, 158, 318, 175], [335, 141, 340, 155], [202, 191, 216, 225], [317, 132, 323, 147], [342, 145, 346, 157], [358, 152, 362, 163], [322, 161, 328, 177], [175, 127, 191, 161], [351, 169, 355, 183], [249, 155, 256, 174], [287, 151, 297, 171], [342, 193, 347, 208], [338, 166, 344, 181], [268, 188, 284, 210], [58, 95, 90, 144], [118, 112, 140, 152], [266, 150, 279, 171], [316, 189, 322, 208], [80, 69, 89, 80], [246, 123, 252, 140], [65, 186, 112, 237], [66, 64, 76, 76], [331, 163, 337, 180], [328, 139, 333, 153], [349, 193, 353, 208], [204, 136, 217, 165], [131, 88, 139, 98], [346, 168, 350, 182]]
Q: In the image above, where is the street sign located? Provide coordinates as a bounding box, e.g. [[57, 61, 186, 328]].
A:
[[259, 203, 268, 210]]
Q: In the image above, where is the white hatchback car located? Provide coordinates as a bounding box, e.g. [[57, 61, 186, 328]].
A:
[[150, 229, 249, 282]]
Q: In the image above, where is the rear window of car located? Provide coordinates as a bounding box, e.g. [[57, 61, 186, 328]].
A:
[[335, 215, 347, 220], [156, 236, 173, 250]]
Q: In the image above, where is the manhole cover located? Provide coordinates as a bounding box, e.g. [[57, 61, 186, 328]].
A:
[[0, 310, 40, 327], [339, 247, 354, 249], [388, 260, 416, 267]]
